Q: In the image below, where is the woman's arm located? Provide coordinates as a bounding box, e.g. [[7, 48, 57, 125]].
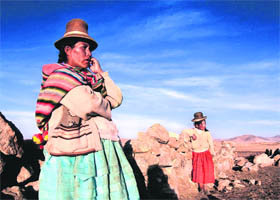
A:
[[207, 132, 215, 156], [101, 72, 123, 109], [60, 85, 112, 120], [90, 57, 123, 109]]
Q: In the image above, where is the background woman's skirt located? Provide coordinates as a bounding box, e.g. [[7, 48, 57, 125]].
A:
[[39, 139, 140, 200], [192, 150, 215, 184]]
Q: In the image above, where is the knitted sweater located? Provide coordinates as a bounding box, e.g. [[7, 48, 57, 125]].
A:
[[181, 128, 215, 155]]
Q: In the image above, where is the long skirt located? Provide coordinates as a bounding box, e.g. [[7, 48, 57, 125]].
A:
[[192, 150, 215, 184], [39, 139, 140, 200]]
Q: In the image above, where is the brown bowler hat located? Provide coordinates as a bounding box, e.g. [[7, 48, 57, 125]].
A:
[[54, 18, 98, 51], [191, 112, 207, 122]]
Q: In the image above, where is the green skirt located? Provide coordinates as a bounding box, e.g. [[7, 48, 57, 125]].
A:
[[39, 139, 140, 200]]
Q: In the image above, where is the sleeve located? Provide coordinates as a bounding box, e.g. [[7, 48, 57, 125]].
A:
[[207, 132, 215, 156], [180, 129, 193, 143], [60, 85, 112, 120], [101, 72, 123, 109]]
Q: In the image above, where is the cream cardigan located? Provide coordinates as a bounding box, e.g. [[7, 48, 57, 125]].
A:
[[46, 72, 122, 156], [181, 128, 215, 155]]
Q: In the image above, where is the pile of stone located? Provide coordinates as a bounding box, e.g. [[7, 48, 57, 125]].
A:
[[215, 171, 262, 193], [213, 147, 280, 193], [233, 149, 280, 173], [0, 112, 44, 200], [123, 123, 237, 199]]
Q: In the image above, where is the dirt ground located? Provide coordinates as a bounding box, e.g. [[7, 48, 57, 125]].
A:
[[203, 166, 280, 200]]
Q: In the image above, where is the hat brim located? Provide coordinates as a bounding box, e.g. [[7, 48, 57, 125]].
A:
[[54, 35, 98, 51], [191, 116, 207, 122]]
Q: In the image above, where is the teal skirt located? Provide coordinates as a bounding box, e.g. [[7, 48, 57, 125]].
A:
[[39, 139, 140, 200]]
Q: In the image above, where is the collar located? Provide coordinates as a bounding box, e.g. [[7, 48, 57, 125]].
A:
[[195, 128, 203, 134], [62, 63, 88, 73]]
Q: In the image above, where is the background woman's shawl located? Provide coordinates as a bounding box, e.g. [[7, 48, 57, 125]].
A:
[[33, 63, 105, 146]]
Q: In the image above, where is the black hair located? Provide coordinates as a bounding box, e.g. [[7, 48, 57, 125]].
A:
[[194, 120, 209, 132], [57, 38, 87, 63]]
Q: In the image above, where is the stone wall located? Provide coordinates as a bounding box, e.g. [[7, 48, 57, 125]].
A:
[[123, 123, 237, 199]]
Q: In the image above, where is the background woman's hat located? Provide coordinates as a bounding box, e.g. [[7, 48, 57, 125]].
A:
[[192, 112, 207, 122], [54, 18, 98, 51]]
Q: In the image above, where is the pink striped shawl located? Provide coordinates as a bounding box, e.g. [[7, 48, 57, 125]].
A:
[[35, 63, 102, 132]]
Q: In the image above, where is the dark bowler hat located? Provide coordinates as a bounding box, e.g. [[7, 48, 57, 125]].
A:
[[191, 112, 207, 122], [54, 18, 98, 51]]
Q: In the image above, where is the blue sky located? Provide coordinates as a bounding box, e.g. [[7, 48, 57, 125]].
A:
[[1, 0, 279, 140]]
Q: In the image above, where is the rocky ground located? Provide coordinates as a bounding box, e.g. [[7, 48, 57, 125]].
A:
[[193, 166, 280, 200]]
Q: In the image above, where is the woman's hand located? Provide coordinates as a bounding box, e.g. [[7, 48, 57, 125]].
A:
[[191, 134, 197, 140], [90, 57, 104, 74]]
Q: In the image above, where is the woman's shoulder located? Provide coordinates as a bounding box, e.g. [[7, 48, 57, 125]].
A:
[[42, 63, 65, 75], [205, 130, 212, 136], [43, 65, 85, 88], [181, 128, 195, 135]]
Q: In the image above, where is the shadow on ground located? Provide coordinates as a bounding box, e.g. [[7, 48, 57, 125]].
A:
[[123, 140, 178, 199]]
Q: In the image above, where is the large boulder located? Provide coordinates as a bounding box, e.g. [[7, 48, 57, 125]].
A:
[[0, 112, 24, 158], [0, 113, 24, 190], [253, 153, 274, 167], [0, 113, 44, 199], [146, 123, 170, 144], [214, 141, 236, 175]]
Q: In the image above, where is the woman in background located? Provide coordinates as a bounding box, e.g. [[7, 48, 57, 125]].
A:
[[181, 112, 215, 195], [34, 18, 139, 200]]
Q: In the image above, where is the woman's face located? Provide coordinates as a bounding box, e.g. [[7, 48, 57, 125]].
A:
[[196, 120, 206, 131], [65, 41, 92, 68]]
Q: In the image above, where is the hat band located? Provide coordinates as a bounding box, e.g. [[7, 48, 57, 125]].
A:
[[64, 31, 89, 37]]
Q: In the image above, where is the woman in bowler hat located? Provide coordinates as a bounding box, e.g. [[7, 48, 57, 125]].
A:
[[181, 112, 215, 195], [34, 19, 140, 200]]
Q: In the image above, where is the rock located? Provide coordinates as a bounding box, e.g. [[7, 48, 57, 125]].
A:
[[131, 139, 151, 153], [218, 171, 228, 179], [0, 155, 5, 174], [146, 123, 169, 144], [256, 180, 261, 186], [254, 153, 274, 167], [214, 141, 235, 175], [167, 137, 180, 149], [26, 180, 39, 191], [2, 186, 23, 200], [242, 161, 253, 171], [159, 146, 173, 166], [234, 183, 246, 188], [134, 153, 151, 177], [0, 112, 24, 158], [249, 164, 259, 172], [205, 183, 215, 192], [217, 179, 231, 191], [17, 166, 32, 183], [235, 157, 247, 167], [273, 154, 280, 165], [249, 179, 256, 185]]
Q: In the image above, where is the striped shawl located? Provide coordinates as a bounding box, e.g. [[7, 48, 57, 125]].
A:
[[34, 63, 106, 144]]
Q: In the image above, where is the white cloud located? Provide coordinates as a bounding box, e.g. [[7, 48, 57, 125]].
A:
[[248, 120, 280, 126], [238, 60, 279, 70], [113, 113, 186, 139], [159, 89, 207, 103], [2, 110, 38, 139], [162, 76, 223, 88], [19, 79, 38, 86]]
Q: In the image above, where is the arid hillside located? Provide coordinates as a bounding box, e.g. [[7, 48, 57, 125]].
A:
[[214, 134, 280, 157], [224, 134, 280, 143]]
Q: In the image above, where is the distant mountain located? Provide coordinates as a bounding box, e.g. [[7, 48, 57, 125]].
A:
[[224, 134, 280, 143]]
